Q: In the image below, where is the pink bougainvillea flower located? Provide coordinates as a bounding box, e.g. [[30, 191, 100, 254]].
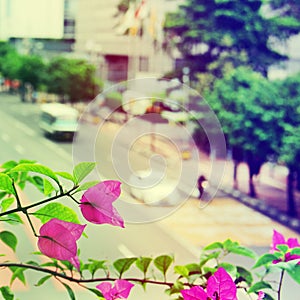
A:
[[80, 180, 124, 228], [257, 291, 265, 300], [96, 279, 134, 300], [181, 267, 237, 300], [270, 230, 300, 264], [38, 218, 86, 270]]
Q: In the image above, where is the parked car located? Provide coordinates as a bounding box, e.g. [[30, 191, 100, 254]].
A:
[[39, 103, 79, 140]]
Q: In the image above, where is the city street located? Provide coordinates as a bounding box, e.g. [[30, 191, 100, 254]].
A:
[[0, 93, 300, 299]]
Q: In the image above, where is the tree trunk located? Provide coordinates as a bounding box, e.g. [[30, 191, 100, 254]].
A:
[[287, 166, 297, 217], [233, 160, 238, 189], [296, 168, 300, 191], [249, 174, 256, 198]]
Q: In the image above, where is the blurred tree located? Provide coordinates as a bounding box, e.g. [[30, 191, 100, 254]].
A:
[[204, 67, 281, 198], [164, 0, 300, 79], [0, 44, 22, 80], [17, 55, 46, 90], [275, 73, 300, 217], [45, 57, 102, 102]]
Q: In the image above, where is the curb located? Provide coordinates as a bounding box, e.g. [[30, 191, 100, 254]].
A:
[[221, 186, 300, 234]]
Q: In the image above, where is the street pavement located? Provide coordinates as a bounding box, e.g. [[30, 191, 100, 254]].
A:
[[81, 111, 300, 248], [1, 94, 300, 299]]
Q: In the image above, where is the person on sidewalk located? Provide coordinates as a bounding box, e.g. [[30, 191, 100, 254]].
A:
[[197, 175, 208, 199]]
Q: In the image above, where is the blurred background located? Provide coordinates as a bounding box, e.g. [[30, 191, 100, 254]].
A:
[[1, 1, 300, 299]]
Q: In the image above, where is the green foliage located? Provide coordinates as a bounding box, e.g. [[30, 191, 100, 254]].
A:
[[73, 162, 96, 185], [32, 202, 81, 224], [153, 255, 173, 279], [45, 56, 102, 102], [0, 159, 299, 299], [136, 257, 152, 278], [113, 257, 137, 278], [164, 0, 300, 78], [0, 231, 17, 252], [17, 55, 46, 89], [0, 286, 14, 300]]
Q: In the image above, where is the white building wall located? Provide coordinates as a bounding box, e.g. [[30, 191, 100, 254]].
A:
[[0, 0, 64, 40]]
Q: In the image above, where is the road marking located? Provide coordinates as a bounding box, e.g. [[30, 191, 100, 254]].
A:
[[14, 119, 36, 137], [117, 243, 136, 258], [1, 133, 10, 142], [15, 145, 25, 154]]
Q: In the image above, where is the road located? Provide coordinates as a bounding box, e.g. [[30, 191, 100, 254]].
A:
[[0, 94, 200, 299], [0, 94, 299, 300]]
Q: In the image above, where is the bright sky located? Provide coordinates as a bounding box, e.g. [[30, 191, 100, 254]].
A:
[[6, 0, 64, 38]]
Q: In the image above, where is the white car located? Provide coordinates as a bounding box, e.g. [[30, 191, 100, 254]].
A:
[[39, 103, 79, 140]]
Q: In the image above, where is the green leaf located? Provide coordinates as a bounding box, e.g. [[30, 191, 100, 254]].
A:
[[86, 288, 103, 297], [73, 162, 96, 184], [218, 262, 237, 275], [62, 282, 76, 300], [43, 178, 56, 196], [9, 163, 59, 184], [199, 251, 221, 268], [253, 253, 280, 269], [271, 260, 300, 284], [56, 171, 75, 183], [1, 160, 18, 170], [174, 265, 189, 277], [27, 175, 44, 193], [87, 259, 107, 277], [0, 174, 15, 195], [113, 257, 137, 278], [248, 281, 272, 294], [236, 266, 253, 286], [227, 245, 257, 259], [74, 181, 99, 193], [136, 257, 152, 276], [9, 267, 26, 285], [290, 247, 300, 256], [0, 197, 15, 212], [0, 286, 14, 300], [0, 231, 17, 252], [35, 275, 52, 286], [0, 213, 23, 225], [203, 241, 223, 250], [276, 244, 289, 253], [287, 263, 300, 284], [154, 255, 173, 277], [32, 202, 81, 224]]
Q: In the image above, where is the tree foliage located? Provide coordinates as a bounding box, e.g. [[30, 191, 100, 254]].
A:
[[204, 66, 281, 197], [45, 56, 102, 102], [164, 0, 300, 78]]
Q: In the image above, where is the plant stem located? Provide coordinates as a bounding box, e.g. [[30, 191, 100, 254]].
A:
[[0, 262, 175, 288], [278, 270, 284, 300], [0, 186, 78, 218]]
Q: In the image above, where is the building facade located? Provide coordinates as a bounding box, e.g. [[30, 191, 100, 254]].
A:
[[74, 0, 179, 82], [0, 0, 77, 56]]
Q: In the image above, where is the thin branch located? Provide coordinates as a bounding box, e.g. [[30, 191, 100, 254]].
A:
[[0, 186, 79, 218], [0, 262, 175, 288], [278, 270, 285, 300]]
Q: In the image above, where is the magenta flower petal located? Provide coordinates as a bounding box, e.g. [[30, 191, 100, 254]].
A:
[[97, 282, 113, 300], [96, 279, 134, 300], [181, 286, 207, 300], [257, 291, 265, 300], [113, 279, 134, 298], [271, 230, 286, 251], [80, 180, 124, 227], [271, 230, 300, 263], [287, 237, 300, 248], [207, 267, 237, 300], [38, 218, 86, 270]]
